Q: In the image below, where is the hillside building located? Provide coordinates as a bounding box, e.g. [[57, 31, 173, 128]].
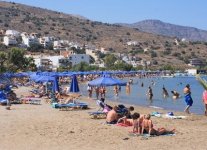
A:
[[3, 36, 17, 46]]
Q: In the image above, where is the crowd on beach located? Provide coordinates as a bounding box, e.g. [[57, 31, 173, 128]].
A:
[[1, 72, 207, 141], [95, 97, 175, 136], [1, 72, 207, 116]]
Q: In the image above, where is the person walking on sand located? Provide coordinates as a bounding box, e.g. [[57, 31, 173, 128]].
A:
[[202, 90, 207, 116], [183, 84, 193, 114]]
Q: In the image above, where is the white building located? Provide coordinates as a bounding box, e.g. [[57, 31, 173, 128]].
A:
[[21, 32, 39, 47], [39, 37, 54, 48], [53, 40, 69, 50], [68, 54, 90, 66], [5, 30, 20, 37], [26, 55, 64, 71], [127, 41, 138, 46], [85, 48, 99, 61], [186, 69, 197, 75], [100, 47, 110, 54], [3, 36, 17, 46]]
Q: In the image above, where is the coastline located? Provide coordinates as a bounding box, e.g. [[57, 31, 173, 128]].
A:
[[0, 86, 207, 150]]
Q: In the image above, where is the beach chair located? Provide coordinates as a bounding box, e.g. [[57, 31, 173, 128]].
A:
[[88, 100, 111, 119], [53, 100, 88, 111], [20, 97, 41, 105]]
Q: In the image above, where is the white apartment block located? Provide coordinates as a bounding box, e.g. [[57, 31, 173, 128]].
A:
[[39, 37, 54, 48], [68, 54, 90, 66], [85, 48, 99, 61], [5, 30, 20, 37], [3, 36, 17, 46]]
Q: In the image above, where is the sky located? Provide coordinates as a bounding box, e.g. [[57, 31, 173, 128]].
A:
[[3, 0, 207, 30]]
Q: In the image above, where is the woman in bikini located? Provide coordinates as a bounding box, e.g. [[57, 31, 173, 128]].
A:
[[141, 114, 175, 136]]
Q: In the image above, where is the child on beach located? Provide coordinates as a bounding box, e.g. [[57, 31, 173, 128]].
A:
[[131, 112, 144, 134]]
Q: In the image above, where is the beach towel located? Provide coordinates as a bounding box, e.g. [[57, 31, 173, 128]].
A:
[[116, 122, 132, 127], [151, 112, 186, 119], [128, 131, 175, 138]]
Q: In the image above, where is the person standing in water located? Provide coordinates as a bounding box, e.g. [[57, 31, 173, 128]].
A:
[[126, 82, 131, 95], [162, 86, 169, 98], [183, 84, 193, 114], [147, 86, 153, 100], [113, 85, 119, 97]]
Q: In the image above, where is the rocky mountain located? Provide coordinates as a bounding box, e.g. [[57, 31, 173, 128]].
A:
[[0, 1, 207, 69], [117, 20, 207, 42]]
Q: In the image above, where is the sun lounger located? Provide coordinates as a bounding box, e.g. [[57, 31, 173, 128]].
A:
[[20, 97, 41, 105], [88, 111, 107, 119], [0, 99, 8, 105], [53, 101, 88, 111]]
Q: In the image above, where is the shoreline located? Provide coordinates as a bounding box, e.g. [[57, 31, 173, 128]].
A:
[[1, 86, 207, 150]]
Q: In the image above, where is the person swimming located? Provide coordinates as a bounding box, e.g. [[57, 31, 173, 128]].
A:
[[171, 90, 180, 99]]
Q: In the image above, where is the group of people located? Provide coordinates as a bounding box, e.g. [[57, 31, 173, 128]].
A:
[[105, 104, 175, 136], [87, 85, 106, 99]]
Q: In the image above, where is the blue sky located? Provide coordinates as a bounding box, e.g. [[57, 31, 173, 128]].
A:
[[3, 0, 207, 30]]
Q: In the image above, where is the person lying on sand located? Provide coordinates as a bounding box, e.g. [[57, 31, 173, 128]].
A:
[[141, 114, 175, 136]]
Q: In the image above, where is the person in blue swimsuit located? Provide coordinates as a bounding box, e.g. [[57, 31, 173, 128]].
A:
[[183, 84, 193, 114]]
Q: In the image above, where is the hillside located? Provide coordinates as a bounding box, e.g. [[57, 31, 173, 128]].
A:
[[0, 1, 207, 69], [117, 20, 207, 42]]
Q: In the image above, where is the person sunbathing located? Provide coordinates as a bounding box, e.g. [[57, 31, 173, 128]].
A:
[[141, 114, 175, 136], [106, 106, 119, 124], [59, 96, 74, 104]]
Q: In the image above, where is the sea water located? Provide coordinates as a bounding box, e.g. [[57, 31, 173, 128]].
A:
[[79, 76, 206, 115]]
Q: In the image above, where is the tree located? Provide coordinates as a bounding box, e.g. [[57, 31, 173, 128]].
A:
[[71, 62, 99, 71], [0, 52, 7, 73], [27, 43, 44, 52], [7, 48, 36, 72], [8, 48, 25, 71], [114, 61, 133, 71], [104, 54, 117, 69], [23, 57, 37, 71]]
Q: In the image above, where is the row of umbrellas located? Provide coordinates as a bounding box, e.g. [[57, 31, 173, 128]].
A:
[[1, 72, 127, 94]]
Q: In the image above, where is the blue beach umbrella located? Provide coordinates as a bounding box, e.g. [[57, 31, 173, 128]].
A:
[[88, 76, 127, 87], [70, 75, 80, 93], [52, 76, 60, 92]]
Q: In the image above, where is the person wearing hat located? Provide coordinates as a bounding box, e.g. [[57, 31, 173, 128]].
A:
[[183, 84, 193, 114]]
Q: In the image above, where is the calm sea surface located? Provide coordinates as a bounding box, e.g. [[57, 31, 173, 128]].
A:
[[79, 76, 206, 115]]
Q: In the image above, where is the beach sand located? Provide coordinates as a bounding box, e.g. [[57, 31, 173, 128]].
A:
[[0, 86, 207, 150]]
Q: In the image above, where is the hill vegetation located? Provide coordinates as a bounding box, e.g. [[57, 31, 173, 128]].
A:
[[117, 20, 207, 42], [1, 1, 207, 70]]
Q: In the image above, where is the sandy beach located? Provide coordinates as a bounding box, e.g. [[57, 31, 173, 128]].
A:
[[0, 86, 207, 150]]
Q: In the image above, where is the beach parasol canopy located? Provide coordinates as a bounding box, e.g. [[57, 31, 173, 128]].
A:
[[88, 76, 127, 87], [70, 75, 80, 93]]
